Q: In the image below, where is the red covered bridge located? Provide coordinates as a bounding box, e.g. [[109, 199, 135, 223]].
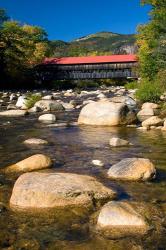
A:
[[36, 54, 138, 81]]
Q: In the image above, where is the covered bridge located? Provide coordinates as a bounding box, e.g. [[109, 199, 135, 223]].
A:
[[35, 54, 138, 81]]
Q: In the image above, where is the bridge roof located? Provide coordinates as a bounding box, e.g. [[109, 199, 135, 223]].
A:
[[43, 54, 137, 65]]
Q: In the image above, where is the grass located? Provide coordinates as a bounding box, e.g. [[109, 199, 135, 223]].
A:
[[25, 93, 42, 109]]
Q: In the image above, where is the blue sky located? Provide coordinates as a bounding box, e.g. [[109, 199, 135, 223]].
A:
[[0, 0, 151, 41]]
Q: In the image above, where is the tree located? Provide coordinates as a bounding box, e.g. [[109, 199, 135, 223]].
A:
[[137, 0, 166, 80], [0, 9, 49, 87]]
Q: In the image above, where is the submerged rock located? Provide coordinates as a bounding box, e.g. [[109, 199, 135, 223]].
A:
[[78, 101, 135, 126], [109, 137, 131, 147], [23, 138, 48, 145], [97, 201, 148, 237], [107, 158, 156, 181], [5, 154, 52, 173], [10, 172, 116, 210], [92, 160, 104, 167]]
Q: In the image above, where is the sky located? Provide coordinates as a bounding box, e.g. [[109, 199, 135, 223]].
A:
[[0, 0, 151, 41]]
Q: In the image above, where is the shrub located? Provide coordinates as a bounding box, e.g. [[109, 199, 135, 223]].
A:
[[156, 69, 166, 91], [125, 81, 138, 90], [75, 80, 99, 90], [135, 79, 162, 103], [25, 93, 42, 109], [159, 102, 166, 118]]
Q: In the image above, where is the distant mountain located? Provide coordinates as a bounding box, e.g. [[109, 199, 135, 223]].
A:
[[49, 31, 137, 57]]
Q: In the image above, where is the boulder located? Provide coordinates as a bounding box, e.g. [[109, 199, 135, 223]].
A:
[[9, 94, 17, 101], [78, 101, 134, 126], [109, 137, 131, 147], [7, 104, 17, 110], [35, 100, 64, 111], [10, 172, 116, 209], [97, 201, 148, 237], [110, 96, 137, 110], [107, 158, 156, 181], [38, 114, 56, 122], [16, 96, 27, 109], [142, 102, 159, 110], [42, 95, 53, 100], [0, 110, 28, 117], [23, 138, 48, 145], [137, 108, 154, 122], [28, 106, 41, 113], [142, 116, 163, 127], [62, 102, 75, 110], [5, 154, 52, 173]]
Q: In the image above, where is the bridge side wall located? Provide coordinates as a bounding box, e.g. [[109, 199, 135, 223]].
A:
[[35, 62, 138, 81]]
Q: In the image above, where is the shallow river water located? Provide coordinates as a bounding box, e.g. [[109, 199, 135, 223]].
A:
[[0, 109, 166, 250]]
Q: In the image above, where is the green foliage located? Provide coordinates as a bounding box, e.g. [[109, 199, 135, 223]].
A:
[[75, 80, 99, 90], [0, 9, 49, 87], [135, 79, 162, 103], [125, 81, 139, 90], [159, 102, 166, 118], [137, 0, 166, 81], [25, 93, 42, 109]]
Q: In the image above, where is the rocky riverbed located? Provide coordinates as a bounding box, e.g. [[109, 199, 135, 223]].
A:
[[0, 86, 166, 249]]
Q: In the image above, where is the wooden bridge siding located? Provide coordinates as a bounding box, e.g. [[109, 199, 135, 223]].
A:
[[36, 62, 138, 81]]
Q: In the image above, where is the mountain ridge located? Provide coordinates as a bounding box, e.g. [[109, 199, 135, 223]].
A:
[[49, 31, 137, 57]]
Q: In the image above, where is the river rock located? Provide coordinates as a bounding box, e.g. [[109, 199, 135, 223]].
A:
[[28, 106, 41, 113], [97, 201, 148, 237], [109, 137, 131, 147], [16, 96, 27, 109], [142, 102, 159, 110], [42, 95, 53, 100], [9, 93, 17, 101], [92, 160, 104, 167], [10, 172, 116, 209], [0, 110, 28, 117], [107, 158, 156, 181], [78, 101, 134, 126], [35, 100, 64, 111], [142, 116, 163, 127], [7, 104, 17, 110], [137, 108, 154, 122], [38, 114, 56, 122], [62, 102, 75, 110], [5, 154, 52, 173], [23, 138, 48, 145]]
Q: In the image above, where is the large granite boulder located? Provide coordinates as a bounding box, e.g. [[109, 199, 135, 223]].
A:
[[107, 158, 156, 181], [78, 101, 135, 126], [10, 172, 116, 210], [97, 201, 148, 237], [35, 100, 64, 111], [5, 154, 52, 173]]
